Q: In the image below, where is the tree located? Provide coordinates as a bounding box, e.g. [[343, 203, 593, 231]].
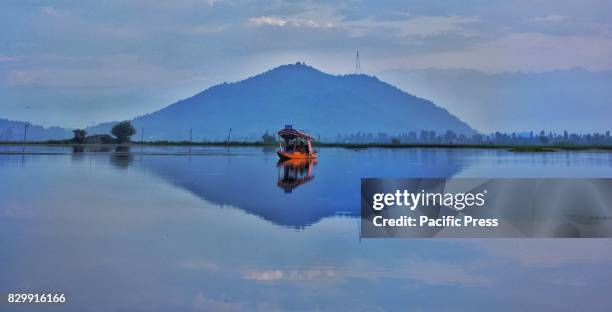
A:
[[111, 121, 136, 143], [444, 130, 457, 143], [261, 131, 277, 144], [72, 129, 87, 144], [539, 130, 548, 144]]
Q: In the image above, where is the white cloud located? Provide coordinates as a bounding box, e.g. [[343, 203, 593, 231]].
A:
[[243, 267, 337, 281], [243, 269, 285, 281], [248, 16, 333, 28], [248, 16, 288, 27], [248, 13, 477, 37], [241, 261, 491, 287]]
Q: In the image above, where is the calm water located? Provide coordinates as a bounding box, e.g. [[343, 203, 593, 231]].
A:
[[1, 145, 612, 311]]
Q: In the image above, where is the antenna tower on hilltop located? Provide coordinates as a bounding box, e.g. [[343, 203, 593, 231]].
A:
[[354, 49, 361, 74]]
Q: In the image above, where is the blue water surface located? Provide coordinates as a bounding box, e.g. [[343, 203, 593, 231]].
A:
[[1, 145, 611, 311]]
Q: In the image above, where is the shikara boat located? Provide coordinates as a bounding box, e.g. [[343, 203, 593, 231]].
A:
[[277, 125, 318, 160]]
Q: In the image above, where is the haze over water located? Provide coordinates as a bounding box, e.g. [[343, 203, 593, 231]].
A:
[[1, 146, 612, 311]]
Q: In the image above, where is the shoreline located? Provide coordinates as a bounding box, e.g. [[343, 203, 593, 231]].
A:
[[1, 141, 611, 152]]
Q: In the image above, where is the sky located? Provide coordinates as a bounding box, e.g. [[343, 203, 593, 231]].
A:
[[1, 0, 611, 130]]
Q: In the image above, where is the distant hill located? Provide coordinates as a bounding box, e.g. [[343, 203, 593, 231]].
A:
[[89, 63, 476, 141], [0, 118, 72, 141]]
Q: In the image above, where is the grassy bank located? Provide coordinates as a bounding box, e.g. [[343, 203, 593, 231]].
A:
[[507, 146, 557, 152]]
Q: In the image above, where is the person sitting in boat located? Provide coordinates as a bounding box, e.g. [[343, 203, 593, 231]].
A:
[[297, 143, 306, 153], [277, 125, 318, 160]]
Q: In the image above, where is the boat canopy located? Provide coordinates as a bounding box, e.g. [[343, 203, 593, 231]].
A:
[[278, 127, 313, 141]]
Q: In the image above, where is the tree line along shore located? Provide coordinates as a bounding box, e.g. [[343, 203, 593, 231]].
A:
[[1, 121, 611, 152], [2, 140, 611, 153]]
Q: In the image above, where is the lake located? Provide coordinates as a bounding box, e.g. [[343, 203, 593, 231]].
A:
[[1, 145, 612, 311]]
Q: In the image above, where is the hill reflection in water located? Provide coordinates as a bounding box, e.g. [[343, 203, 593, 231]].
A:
[[136, 147, 465, 228]]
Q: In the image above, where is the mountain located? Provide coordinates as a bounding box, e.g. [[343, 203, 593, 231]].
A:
[[89, 62, 476, 141], [0, 118, 72, 141]]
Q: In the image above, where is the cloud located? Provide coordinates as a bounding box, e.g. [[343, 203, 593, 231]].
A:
[[247, 13, 477, 37], [248, 16, 333, 28], [400, 261, 492, 286], [343, 15, 479, 38], [466, 239, 612, 267], [244, 12, 480, 49], [377, 32, 612, 72], [4, 54, 202, 88], [243, 269, 285, 281], [241, 261, 491, 287], [530, 15, 569, 23], [0, 55, 19, 62], [248, 16, 287, 27], [243, 267, 337, 281]]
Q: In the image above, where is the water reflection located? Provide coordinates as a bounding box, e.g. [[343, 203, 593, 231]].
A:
[[72, 146, 85, 154], [2, 146, 612, 311], [110, 145, 133, 169], [47, 145, 612, 234], [137, 148, 464, 228], [277, 159, 316, 193], [70, 146, 85, 164]]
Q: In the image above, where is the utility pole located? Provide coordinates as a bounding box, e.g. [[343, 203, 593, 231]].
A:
[[141, 128, 144, 144], [23, 123, 29, 142], [226, 128, 232, 143], [22, 123, 29, 154], [188, 127, 193, 155]]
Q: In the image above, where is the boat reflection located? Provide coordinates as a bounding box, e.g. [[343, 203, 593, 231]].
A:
[[277, 159, 317, 193]]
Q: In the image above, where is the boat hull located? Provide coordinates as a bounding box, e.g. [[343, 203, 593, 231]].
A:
[[277, 150, 317, 160]]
